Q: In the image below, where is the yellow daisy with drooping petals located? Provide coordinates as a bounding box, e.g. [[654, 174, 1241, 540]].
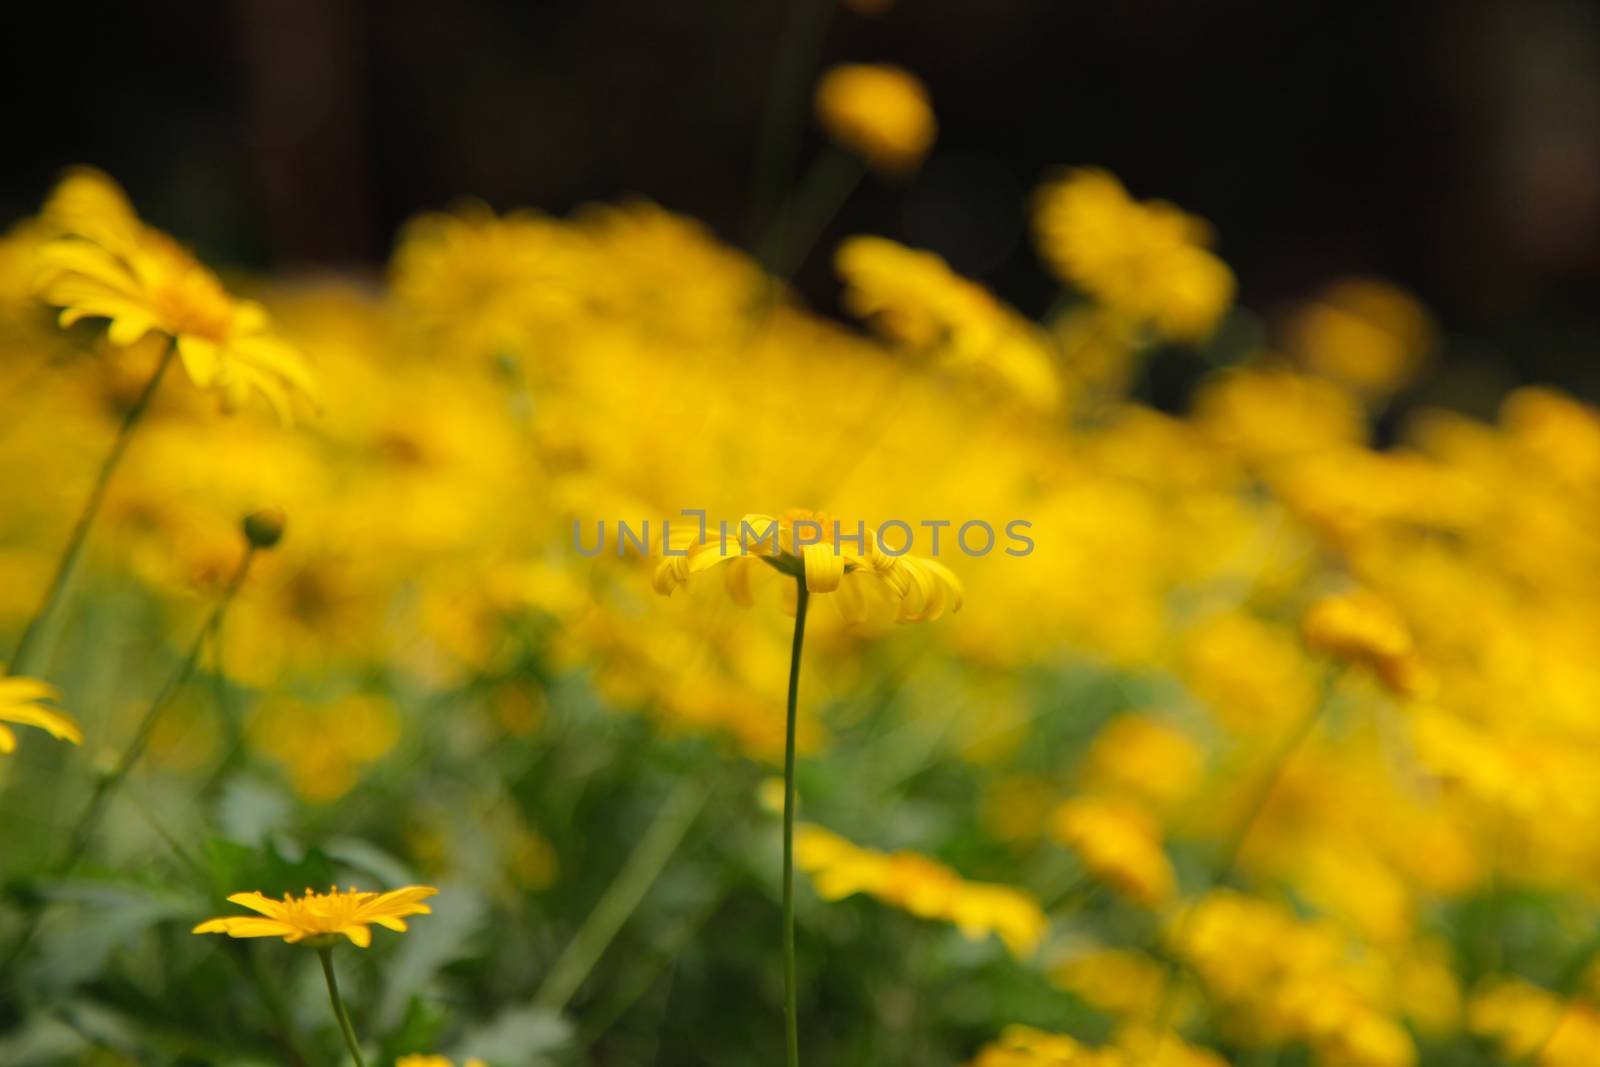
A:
[[0, 675, 82, 755], [33, 167, 316, 421], [652, 509, 962, 623], [193, 885, 438, 948]]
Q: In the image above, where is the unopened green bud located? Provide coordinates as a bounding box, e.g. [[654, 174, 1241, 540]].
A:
[[242, 508, 287, 549]]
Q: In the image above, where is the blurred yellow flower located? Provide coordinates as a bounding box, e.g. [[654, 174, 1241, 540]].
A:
[[1170, 890, 1418, 1067], [33, 168, 316, 420], [652, 509, 962, 623], [397, 1057, 486, 1067], [1052, 946, 1176, 1022], [1469, 977, 1600, 1067], [247, 694, 402, 803], [1193, 365, 1365, 465], [966, 1025, 1227, 1067], [1286, 278, 1434, 398], [1302, 589, 1433, 698], [1033, 168, 1234, 343], [1049, 795, 1176, 909], [391, 203, 579, 360], [836, 236, 1062, 411], [815, 63, 936, 176], [795, 824, 1046, 957], [193, 885, 438, 948], [0, 675, 81, 754]]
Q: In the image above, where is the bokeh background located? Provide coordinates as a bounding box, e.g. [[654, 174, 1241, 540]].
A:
[[7, 0, 1600, 407]]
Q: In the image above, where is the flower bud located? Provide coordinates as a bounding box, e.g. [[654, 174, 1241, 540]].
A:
[[242, 508, 287, 550]]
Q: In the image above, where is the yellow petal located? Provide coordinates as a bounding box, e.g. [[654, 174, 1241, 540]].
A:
[[802, 543, 844, 593]]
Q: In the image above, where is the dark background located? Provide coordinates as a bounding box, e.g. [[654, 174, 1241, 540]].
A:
[[5, 0, 1600, 408]]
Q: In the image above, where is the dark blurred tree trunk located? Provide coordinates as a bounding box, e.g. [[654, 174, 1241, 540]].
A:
[[235, 0, 375, 266]]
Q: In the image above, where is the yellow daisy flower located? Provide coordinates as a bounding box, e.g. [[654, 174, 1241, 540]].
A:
[[33, 168, 316, 421], [0, 675, 82, 755], [193, 885, 438, 948], [397, 1057, 487, 1067], [652, 509, 962, 623]]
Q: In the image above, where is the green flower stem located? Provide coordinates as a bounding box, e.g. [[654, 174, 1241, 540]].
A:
[[1145, 667, 1341, 1040], [7, 339, 177, 676], [1211, 667, 1339, 887], [764, 145, 864, 281], [318, 947, 368, 1067], [534, 776, 710, 1015], [783, 579, 810, 1067], [745, 0, 835, 262], [0, 544, 256, 977], [58, 545, 257, 870]]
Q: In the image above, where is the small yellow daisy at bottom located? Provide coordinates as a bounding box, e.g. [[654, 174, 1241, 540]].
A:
[[397, 1057, 487, 1067], [193, 885, 438, 948]]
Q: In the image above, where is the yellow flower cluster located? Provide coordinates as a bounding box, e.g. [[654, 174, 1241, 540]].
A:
[[794, 824, 1047, 957], [1469, 978, 1600, 1067], [966, 1025, 1227, 1067], [1169, 891, 1426, 1067], [6, 132, 1600, 1063]]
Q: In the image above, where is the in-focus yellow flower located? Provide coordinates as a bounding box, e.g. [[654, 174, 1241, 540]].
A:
[[1033, 168, 1233, 343], [0, 675, 82, 755], [1302, 589, 1434, 698], [652, 509, 962, 623], [33, 168, 316, 420], [193, 885, 438, 948], [397, 1057, 487, 1067], [815, 64, 936, 176]]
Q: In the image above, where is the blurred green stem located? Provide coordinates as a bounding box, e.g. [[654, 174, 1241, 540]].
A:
[[0, 543, 255, 975], [763, 146, 864, 281], [318, 947, 368, 1067], [783, 580, 809, 1067], [1211, 667, 1339, 886], [7, 340, 177, 676], [58, 545, 256, 869], [534, 776, 710, 1014], [745, 0, 833, 259]]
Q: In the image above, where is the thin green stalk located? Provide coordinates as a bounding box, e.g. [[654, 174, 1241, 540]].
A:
[[745, 0, 834, 261], [1210, 676, 1333, 887], [764, 146, 864, 281], [783, 579, 809, 1067], [0, 545, 256, 975], [58, 545, 257, 869], [1145, 668, 1340, 1039], [8, 341, 177, 676], [533, 777, 710, 1015], [318, 947, 368, 1067]]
